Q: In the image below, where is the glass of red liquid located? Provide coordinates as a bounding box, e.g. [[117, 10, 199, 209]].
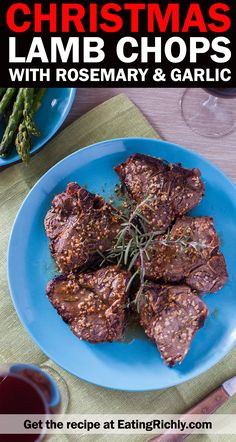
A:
[[0, 363, 69, 442], [181, 88, 236, 138]]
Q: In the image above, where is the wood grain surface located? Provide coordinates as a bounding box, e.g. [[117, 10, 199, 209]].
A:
[[147, 386, 229, 442], [63, 87, 236, 183]]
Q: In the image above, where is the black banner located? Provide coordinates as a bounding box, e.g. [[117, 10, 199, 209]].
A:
[[1, 0, 235, 87]]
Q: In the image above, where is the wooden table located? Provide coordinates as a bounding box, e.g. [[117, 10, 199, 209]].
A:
[[64, 87, 236, 183]]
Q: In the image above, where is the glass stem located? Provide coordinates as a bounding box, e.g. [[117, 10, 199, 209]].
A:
[[40, 364, 70, 413]]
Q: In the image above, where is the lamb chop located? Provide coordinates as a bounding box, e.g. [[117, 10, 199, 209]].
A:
[[115, 153, 204, 232], [138, 283, 208, 367], [44, 183, 122, 273], [135, 216, 228, 294], [47, 266, 130, 343]]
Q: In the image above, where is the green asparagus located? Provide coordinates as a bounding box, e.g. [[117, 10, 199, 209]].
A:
[[0, 89, 25, 158], [3, 104, 14, 127], [14, 88, 41, 161], [0, 88, 7, 99], [23, 88, 40, 136], [0, 87, 47, 160], [33, 88, 47, 112], [16, 120, 31, 163], [0, 88, 16, 117]]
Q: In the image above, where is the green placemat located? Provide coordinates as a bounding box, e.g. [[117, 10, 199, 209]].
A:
[[0, 94, 235, 442]]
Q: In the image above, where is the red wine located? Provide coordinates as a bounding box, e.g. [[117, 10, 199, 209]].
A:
[[0, 374, 47, 442], [18, 368, 53, 404], [204, 88, 236, 99]]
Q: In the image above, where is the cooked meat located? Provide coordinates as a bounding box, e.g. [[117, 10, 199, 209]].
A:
[[47, 266, 130, 343], [115, 153, 204, 232], [185, 255, 228, 293], [44, 183, 121, 273], [135, 216, 228, 293], [139, 283, 208, 367]]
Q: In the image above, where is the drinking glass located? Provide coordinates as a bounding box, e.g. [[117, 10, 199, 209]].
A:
[[0, 363, 70, 442], [181, 88, 236, 138]]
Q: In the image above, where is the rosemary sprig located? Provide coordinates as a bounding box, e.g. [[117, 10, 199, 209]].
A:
[[156, 233, 210, 253], [97, 195, 211, 310], [97, 197, 161, 310]]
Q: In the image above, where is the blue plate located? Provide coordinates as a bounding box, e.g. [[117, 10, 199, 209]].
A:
[[8, 138, 236, 391], [0, 88, 76, 167]]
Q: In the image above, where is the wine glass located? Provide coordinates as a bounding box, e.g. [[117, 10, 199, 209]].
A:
[[181, 88, 236, 138], [0, 363, 70, 442]]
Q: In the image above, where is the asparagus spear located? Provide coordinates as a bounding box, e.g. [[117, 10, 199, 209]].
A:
[[16, 88, 45, 162], [0, 88, 7, 99], [1, 88, 15, 128], [3, 104, 14, 127], [0, 89, 25, 158], [23, 88, 40, 136], [0, 88, 16, 117], [33, 88, 47, 112], [15, 120, 31, 163]]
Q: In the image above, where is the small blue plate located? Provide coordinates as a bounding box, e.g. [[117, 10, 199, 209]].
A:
[[7, 138, 236, 391], [0, 88, 76, 167]]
